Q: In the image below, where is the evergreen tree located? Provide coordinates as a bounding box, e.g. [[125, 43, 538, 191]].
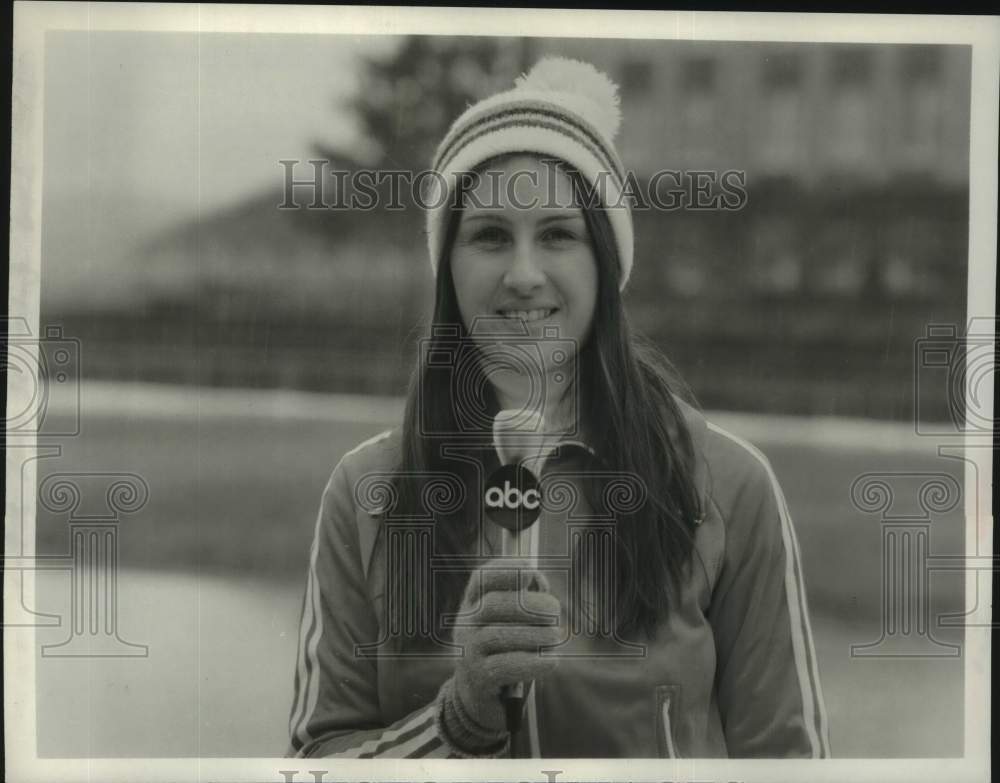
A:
[[313, 36, 532, 173]]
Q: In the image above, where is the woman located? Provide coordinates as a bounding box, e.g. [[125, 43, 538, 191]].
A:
[[286, 57, 830, 760]]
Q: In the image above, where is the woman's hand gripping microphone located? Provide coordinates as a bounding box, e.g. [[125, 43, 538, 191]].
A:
[[436, 558, 561, 756]]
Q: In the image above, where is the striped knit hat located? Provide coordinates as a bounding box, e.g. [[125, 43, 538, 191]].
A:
[[424, 57, 634, 291]]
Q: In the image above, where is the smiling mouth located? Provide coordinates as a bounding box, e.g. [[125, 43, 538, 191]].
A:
[[496, 308, 558, 323]]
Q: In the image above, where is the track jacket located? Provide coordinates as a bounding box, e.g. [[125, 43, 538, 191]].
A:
[[286, 399, 831, 759]]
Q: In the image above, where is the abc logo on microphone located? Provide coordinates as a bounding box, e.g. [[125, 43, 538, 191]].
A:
[[484, 464, 542, 532]]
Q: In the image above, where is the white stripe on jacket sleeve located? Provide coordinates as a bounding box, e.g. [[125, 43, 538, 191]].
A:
[[288, 429, 396, 755], [325, 706, 437, 758], [707, 422, 832, 758]]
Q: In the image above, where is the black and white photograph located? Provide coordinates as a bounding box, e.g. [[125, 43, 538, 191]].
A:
[[4, 5, 997, 783]]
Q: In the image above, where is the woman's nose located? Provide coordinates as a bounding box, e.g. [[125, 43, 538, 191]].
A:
[[502, 239, 546, 291]]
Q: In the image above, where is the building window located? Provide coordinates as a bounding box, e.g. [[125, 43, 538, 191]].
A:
[[749, 214, 803, 295], [901, 45, 943, 84], [681, 56, 716, 94], [810, 216, 872, 295], [898, 45, 944, 170], [828, 47, 876, 173], [882, 213, 946, 298], [762, 51, 802, 89], [832, 46, 873, 87], [678, 56, 718, 156], [759, 51, 804, 175]]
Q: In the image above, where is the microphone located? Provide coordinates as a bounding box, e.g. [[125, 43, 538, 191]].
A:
[[488, 409, 558, 737]]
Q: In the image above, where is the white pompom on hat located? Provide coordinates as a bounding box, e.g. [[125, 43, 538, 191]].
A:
[[424, 57, 634, 291]]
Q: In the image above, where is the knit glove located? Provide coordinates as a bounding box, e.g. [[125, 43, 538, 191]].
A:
[[435, 558, 561, 756]]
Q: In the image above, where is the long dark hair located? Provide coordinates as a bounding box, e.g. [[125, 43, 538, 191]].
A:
[[383, 155, 703, 647]]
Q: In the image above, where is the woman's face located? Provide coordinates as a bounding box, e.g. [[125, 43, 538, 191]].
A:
[[450, 155, 599, 376]]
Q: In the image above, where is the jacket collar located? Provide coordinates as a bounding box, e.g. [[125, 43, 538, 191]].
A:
[[501, 396, 709, 517]]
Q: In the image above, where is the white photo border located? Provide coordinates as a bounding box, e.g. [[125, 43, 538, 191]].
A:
[[6, 4, 997, 783]]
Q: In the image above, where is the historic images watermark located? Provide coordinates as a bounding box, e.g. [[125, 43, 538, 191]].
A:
[[3, 318, 150, 656], [277, 159, 749, 213], [849, 471, 963, 658], [417, 316, 582, 440], [35, 471, 151, 657], [350, 317, 651, 660], [4, 317, 81, 438], [350, 465, 650, 661], [275, 771, 726, 783], [847, 317, 998, 658], [913, 317, 996, 440]]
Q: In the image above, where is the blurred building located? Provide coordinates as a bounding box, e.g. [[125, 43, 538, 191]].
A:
[[533, 41, 968, 187], [43, 38, 970, 421], [531, 40, 969, 300]]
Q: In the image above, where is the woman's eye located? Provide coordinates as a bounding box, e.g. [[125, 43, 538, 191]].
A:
[[541, 227, 579, 243], [466, 226, 509, 246]]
